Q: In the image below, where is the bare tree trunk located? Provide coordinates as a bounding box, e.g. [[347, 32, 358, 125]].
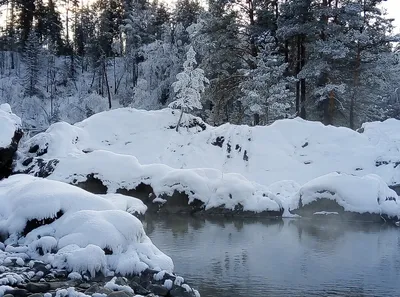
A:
[[300, 35, 306, 119], [176, 109, 184, 132], [295, 36, 301, 115], [103, 60, 112, 109], [10, 0, 15, 70], [253, 113, 260, 126], [350, 46, 360, 130]]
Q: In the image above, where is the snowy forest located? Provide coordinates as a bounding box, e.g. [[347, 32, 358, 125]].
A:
[[0, 0, 399, 130]]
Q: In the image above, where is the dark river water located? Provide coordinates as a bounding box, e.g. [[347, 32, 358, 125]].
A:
[[144, 216, 400, 297]]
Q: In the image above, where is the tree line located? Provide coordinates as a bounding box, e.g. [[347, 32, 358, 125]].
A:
[[0, 0, 399, 128]]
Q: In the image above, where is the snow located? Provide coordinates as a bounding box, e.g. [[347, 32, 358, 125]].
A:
[[291, 173, 400, 217], [42, 150, 281, 213], [0, 175, 173, 276], [18, 108, 400, 189], [104, 277, 134, 294], [174, 276, 184, 286], [13, 107, 400, 217], [153, 270, 166, 281], [0, 285, 13, 297], [100, 194, 147, 216], [0, 103, 21, 148], [163, 279, 173, 290], [56, 287, 90, 297], [68, 272, 82, 280]]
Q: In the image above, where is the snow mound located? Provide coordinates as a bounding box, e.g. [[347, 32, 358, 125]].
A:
[[291, 173, 400, 218], [0, 175, 115, 236], [0, 175, 173, 276], [100, 194, 147, 216], [17, 108, 400, 188], [43, 150, 282, 213], [0, 104, 21, 148]]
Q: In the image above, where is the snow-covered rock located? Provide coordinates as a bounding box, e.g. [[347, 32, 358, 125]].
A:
[[290, 173, 400, 220], [0, 104, 23, 180], [13, 107, 400, 219], [0, 175, 173, 276], [0, 104, 21, 149], [100, 194, 147, 216], [19, 150, 282, 215], [16, 108, 400, 188]]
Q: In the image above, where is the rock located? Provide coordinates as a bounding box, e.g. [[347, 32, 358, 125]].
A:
[[26, 282, 50, 293], [48, 281, 68, 290], [29, 294, 44, 297], [5, 289, 28, 297], [169, 286, 196, 297], [114, 277, 128, 286], [32, 262, 50, 275], [0, 129, 23, 180], [84, 284, 100, 295], [147, 284, 169, 296], [53, 270, 68, 279], [107, 291, 132, 297], [129, 281, 149, 295], [97, 287, 112, 295], [79, 283, 91, 290]]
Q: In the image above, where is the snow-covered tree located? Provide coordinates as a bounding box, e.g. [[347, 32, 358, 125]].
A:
[[240, 32, 295, 125], [23, 31, 41, 96], [169, 46, 209, 131]]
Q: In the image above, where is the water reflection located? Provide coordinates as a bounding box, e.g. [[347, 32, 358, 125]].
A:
[[144, 216, 400, 297]]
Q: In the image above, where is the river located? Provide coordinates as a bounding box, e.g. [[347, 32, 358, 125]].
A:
[[144, 216, 400, 297]]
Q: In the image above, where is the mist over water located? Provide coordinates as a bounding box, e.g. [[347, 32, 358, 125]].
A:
[[144, 216, 400, 297]]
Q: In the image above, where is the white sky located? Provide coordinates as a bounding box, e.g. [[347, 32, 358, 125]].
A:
[[382, 0, 400, 33]]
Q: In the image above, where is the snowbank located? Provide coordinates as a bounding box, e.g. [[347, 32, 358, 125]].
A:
[[290, 173, 400, 218], [43, 150, 282, 213], [100, 194, 147, 216], [0, 104, 21, 148], [17, 108, 400, 188], [0, 175, 173, 276]]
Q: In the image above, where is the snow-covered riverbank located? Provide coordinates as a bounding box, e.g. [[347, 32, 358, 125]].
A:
[[11, 107, 400, 220]]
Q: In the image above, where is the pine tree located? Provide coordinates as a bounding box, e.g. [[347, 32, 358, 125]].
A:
[[169, 46, 209, 131], [240, 32, 295, 125], [23, 31, 41, 96], [174, 0, 203, 29], [189, 1, 244, 124]]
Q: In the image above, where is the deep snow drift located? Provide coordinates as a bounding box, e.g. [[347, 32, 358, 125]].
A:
[[14, 107, 400, 219], [0, 175, 173, 276]]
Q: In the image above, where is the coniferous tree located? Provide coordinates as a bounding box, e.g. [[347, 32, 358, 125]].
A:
[[169, 46, 209, 131], [240, 32, 295, 125], [23, 31, 41, 96]]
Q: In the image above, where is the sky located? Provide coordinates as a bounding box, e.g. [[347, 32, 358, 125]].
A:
[[382, 0, 400, 33]]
